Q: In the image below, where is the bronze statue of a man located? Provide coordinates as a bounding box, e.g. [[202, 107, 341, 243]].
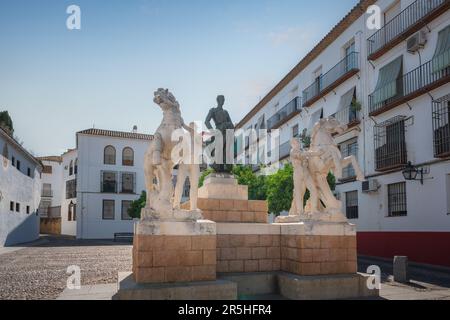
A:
[[205, 95, 235, 173]]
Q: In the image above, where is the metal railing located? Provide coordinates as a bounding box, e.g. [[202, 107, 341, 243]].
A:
[[432, 94, 450, 157], [369, 55, 450, 114], [374, 118, 407, 171], [367, 0, 447, 59], [40, 206, 61, 218], [331, 104, 360, 127], [302, 52, 359, 107], [267, 97, 301, 130], [41, 189, 53, 197], [279, 141, 291, 160]]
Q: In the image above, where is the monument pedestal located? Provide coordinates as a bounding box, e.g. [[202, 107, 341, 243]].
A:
[[198, 174, 248, 200]]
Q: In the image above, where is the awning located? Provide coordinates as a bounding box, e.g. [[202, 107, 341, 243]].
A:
[[373, 55, 403, 105], [256, 114, 266, 130], [433, 25, 450, 73], [338, 87, 356, 112]]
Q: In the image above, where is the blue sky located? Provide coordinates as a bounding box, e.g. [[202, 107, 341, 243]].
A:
[[0, 0, 358, 156]]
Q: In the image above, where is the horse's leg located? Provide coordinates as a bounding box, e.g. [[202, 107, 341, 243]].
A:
[[317, 174, 340, 210], [189, 165, 200, 211], [330, 148, 343, 179], [173, 164, 187, 210], [143, 149, 154, 210], [341, 156, 364, 181]]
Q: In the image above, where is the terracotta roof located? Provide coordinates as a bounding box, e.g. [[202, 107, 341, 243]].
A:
[[236, 0, 376, 129], [77, 128, 154, 141], [36, 156, 63, 163]]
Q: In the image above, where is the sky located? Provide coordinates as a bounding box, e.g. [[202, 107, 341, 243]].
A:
[[0, 0, 359, 156]]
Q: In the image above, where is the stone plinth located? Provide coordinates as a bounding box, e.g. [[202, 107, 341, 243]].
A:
[[278, 221, 357, 276], [182, 199, 268, 223], [198, 174, 248, 200], [216, 223, 281, 273], [115, 272, 237, 300], [133, 220, 217, 284]]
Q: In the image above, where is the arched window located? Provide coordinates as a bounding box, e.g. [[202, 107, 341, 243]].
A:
[[104, 146, 116, 165], [122, 147, 134, 166], [74, 158, 78, 175], [69, 160, 73, 176]]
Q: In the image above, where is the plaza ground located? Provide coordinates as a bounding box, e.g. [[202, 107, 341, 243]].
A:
[[0, 235, 449, 300]]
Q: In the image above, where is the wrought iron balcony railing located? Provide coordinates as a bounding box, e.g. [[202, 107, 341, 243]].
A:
[[369, 54, 450, 116], [367, 0, 449, 60], [302, 52, 359, 107], [331, 104, 360, 128], [267, 97, 301, 130], [41, 189, 53, 197]]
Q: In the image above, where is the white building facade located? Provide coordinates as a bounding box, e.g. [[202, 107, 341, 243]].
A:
[[75, 129, 153, 239], [236, 0, 450, 267], [0, 127, 41, 246]]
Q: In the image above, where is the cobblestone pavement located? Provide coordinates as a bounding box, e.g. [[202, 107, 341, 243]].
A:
[[0, 236, 132, 300]]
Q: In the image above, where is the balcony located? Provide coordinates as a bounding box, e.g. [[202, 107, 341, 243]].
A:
[[331, 104, 360, 129], [367, 0, 449, 61], [39, 206, 61, 218], [267, 97, 301, 130], [302, 52, 360, 108], [369, 56, 450, 116], [279, 141, 291, 160], [41, 189, 53, 198]]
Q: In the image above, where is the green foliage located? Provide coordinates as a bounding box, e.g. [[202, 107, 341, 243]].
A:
[[127, 191, 146, 219], [232, 165, 267, 200], [299, 129, 311, 149], [198, 168, 215, 188], [265, 164, 337, 215], [0, 111, 14, 135], [350, 98, 362, 112], [266, 164, 294, 215]]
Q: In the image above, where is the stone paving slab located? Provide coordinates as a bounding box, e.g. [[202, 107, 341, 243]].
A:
[[57, 284, 117, 300]]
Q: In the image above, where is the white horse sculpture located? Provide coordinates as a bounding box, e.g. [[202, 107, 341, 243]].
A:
[[142, 88, 201, 221], [289, 117, 364, 222]]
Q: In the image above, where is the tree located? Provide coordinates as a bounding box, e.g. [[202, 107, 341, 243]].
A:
[[198, 168, 215, 188], [232, 165, 267, 200], [266, 163, 336, 216], [127, 191, 146, 219], [0, 111, 14, 135]]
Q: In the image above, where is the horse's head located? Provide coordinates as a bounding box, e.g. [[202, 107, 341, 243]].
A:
[[153, 88, 180, 112], [317, 117, 347, 135]]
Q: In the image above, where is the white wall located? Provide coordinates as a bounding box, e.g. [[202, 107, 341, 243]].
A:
[[76, 134, 149, 239], [0, 154, 40, 246]]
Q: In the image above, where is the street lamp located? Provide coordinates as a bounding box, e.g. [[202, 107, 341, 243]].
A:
[[402, 162, 424, 185]]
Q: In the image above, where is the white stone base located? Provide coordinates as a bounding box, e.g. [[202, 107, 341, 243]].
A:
[[275, 210, 348, 224], [135, 219, 216, 236], [198, 174, 248, 200]]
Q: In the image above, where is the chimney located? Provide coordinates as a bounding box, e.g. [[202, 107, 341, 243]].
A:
[[132, 125, 138, 133]]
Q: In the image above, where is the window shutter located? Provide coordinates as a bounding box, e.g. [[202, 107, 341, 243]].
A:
[[373, 56, 403, 105], [432, 25, 450, 73]]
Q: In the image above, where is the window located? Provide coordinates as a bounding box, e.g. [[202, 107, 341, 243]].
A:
[[292, 124, 299, 138], [27, 167, 31, 177], [121, 200, 133, 220], [101, 171, 117, 193], [384, 0, 401, 25], [66, 179, 77, 199], [16, 160, 21, 171], [121, 172, 135, 194], [374, 116, 407, 171], [26, 206, 30, 214], [15, 203, 20, 213], [42, 183, 52, 197], [104, 146, 116, 165], [69, 160, 73, 176], [74, 159, 78, 175], [68, 202, 76, 221], [11, 156, 15, 166], [345, 191, 358, 219], [2, 143, 8, 159], [122, 147, 134, 166], [388, 182, 407, 217], [345, 41, 356, 71], [432, 94, 450, 157], [102, 200, 115, 220], [339, 138, 358, 179], [371, 56, 403, 108], [10, 201, 14, 211], [38, 199, 51, 216]]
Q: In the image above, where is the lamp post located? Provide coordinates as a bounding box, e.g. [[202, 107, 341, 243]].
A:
[[402, 162, 424, 185]]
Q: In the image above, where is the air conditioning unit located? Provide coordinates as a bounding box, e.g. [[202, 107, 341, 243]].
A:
[[407, 30, 427, 54], [362, 179, 380, 193]]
